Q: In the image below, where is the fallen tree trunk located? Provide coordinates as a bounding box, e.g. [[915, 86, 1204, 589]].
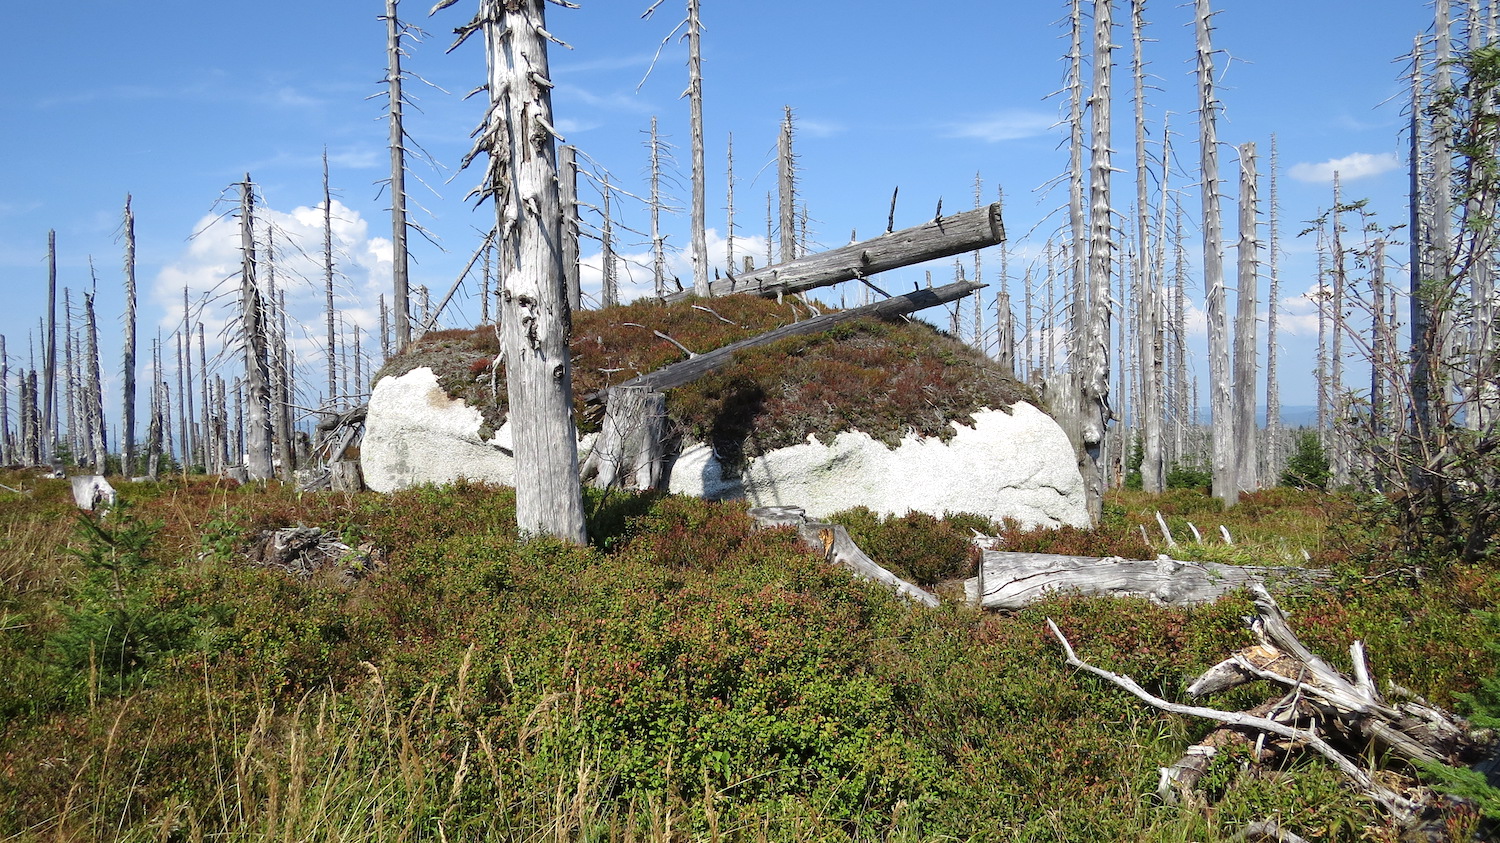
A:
[[584, 280, 982, 490], [965, 551, 1324, 610], [663, 204, 1004, 303], [748, 505, 939, 608], [600, 280, 982, 398]]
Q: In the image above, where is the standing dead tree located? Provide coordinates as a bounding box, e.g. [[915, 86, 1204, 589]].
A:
[[239, 177, 275, 481], [1197, 0, 1236, 505], [439, 0, 588, 542], [1233, 142, 1259, 492]]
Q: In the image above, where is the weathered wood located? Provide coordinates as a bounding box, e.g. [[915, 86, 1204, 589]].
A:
[[603, 280, 982, 399], [965, 551, 1320, 610], [580, 387, 669, 491], [748, 506, 939, 608], [70, 475, 116, 512], [662, 204, 1004, 303]]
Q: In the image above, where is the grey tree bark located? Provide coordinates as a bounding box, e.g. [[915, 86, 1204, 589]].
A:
[[122, 196, 138, 476], [1133, 0, 1164, 493], [84, 291, 107, 472], [0, 334, 9, 466], [1079, 0, 1116, 521], [1197, 0, 1236, 505], [1265, 136, 1282, 482], [778, 106, 797, 263], [385, 0, 412, 352], [43, 230, 57, 464], [1233, 142, 1260, 492], [323, 150, 339, 412], [239, 177, 275, 481], [457, 0, 588, 542], [560, 144, 581, 311], [687, 0, 709, 297]]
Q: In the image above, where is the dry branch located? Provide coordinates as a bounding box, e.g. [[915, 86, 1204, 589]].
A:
[[748, 505, 939, 608]]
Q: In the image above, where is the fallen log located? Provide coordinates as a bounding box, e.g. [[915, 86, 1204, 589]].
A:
[[70, 474, 116, 512], [748, 505, 939, 608], [584, 280, 982, 490], [663, 204, 1004, 303], [965, 551, 1324, 610]]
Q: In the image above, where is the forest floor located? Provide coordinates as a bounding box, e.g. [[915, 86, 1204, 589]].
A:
[[0, 471, 1495, 842]]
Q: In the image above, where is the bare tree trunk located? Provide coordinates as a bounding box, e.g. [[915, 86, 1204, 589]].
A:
[[323, 150, 339, 412], [649, 116, 668, 299], [1371, 237, 1389, 489], [1080, 0, 1115, 521], [602, 184, 618, 308], [42, 231, 57, 464], [476, 0, 587, 542], [378, 294, 390, 362], [182, 288, 196, 470], [725, 131, 737, 276], [386, 0, 412, 352], [687, 0, 709, 297], [84, 292, 107, 471], [240, 177, 274, 481], [1197, 0, 1236, 504], [274, 285, 295, 482], [779, 107, 797, 263], [198, 324, 211, 474], [0, 334, 9, 465], [560, 144, 581, 311], [1330, 174, 1349, 486], [63, 289, 78, 464], [1134, 0, 1164, 493], [1234, 142, 1260, 492], [1266, 135, 1282, 483], [121, 197, 137, 476]]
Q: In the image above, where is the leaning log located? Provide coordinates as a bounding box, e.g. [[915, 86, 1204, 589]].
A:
[[965, 551, 1323, 610], [602, 279, 983, 398], [584, 280, 982, 490], [662, 204, 1004, 303], [748, 505, 939, 608]]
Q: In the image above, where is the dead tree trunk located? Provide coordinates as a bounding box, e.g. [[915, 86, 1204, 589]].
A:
[[385, 0, 412, 352], [84, 292, 107, 472], [560, 144, 582, 312], [0, 334, 9, 465], [1233, 142, 1260, 492], [1134, 0, 1165, 493], [649, 118, 669, 299], [470, 0, 587, 542], [687, 0, 709, 297], [778, 106, 797, 264], [662, 203, 1005, 302], [1080, 0, 1116, 522], [42, 230, 57, 464], [1198, 0, 1236, 505], [121, 196, 137, 476], [1266, 135, 1282, 482], [323, 150, 339, 412], [240, 177, 275, 481]]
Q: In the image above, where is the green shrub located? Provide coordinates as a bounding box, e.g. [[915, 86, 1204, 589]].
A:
[[1281, 430, 1331, 490]]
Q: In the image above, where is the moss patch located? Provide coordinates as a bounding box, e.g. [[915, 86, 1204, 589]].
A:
[[376, 295, 1037, 461]]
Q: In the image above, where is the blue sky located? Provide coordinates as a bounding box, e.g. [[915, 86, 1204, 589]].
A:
[[0, 0, 1440, 430]]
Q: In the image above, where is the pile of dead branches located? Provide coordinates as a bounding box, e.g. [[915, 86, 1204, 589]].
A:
[[242, 526, 382, 584], [1049, 584, 1493, 839]]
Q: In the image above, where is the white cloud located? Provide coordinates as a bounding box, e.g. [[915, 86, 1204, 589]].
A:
[[152, 200, 393, 403], [943, 110, 1056, 143], [1288, 152, 1400, 184]]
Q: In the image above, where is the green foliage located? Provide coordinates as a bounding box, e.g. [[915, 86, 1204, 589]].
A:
[[1280, 430, 1331, 490], [825, 506, 982, 587], [46, 507, 199, 698], [1166, 462, 1213, 491]]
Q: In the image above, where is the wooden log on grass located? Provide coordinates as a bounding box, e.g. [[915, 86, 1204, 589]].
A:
[[748, 505, 939, 608], [965, 551, 1324, 610], [662, 204, 1004, 303]]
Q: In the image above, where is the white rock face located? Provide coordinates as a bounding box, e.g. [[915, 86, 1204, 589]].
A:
[[362, 367, 516, 492], [667, 403, 1089, 529], [362, 369, 1089, 529]]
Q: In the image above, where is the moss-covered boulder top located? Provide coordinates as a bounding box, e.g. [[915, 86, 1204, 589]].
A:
[[375, 295, 1036, 459]]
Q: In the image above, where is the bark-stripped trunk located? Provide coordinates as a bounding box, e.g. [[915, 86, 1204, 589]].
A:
[[1265, 135, 1282, 482], [1330, 174, 1348, 486], [1233, 142, 1260, 492], [1197, 0, 1235, 504], [475, 0, 587, 542], [386, 0, 412, 352], [1370, 237, 1389, 489], [649, 117, 668, 298], [121, 197, 137, 476], [239, 177, 274, 481], [1133, 0, 1164, 493], [1080, 0, 1115, 521], [42, 231, 57, 464], [63, 290, 77, 463], [778, 107, 797, 263], [323, 151, 338, 412], [601, 185, 618, 308], [560, 145, 581, 312], [0, 335, 9, 465], [687, 0, 709, 297], [84, 292, 107, 471], [725, 132, 737, 277]]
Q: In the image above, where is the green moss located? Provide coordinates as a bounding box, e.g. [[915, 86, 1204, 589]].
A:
[[381, 296, 1037, 461]]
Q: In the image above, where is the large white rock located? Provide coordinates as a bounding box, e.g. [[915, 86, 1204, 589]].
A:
[[362, 368, 1089, 529], [667, 403, 1089, 529], [362, 367, 516, 492]]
